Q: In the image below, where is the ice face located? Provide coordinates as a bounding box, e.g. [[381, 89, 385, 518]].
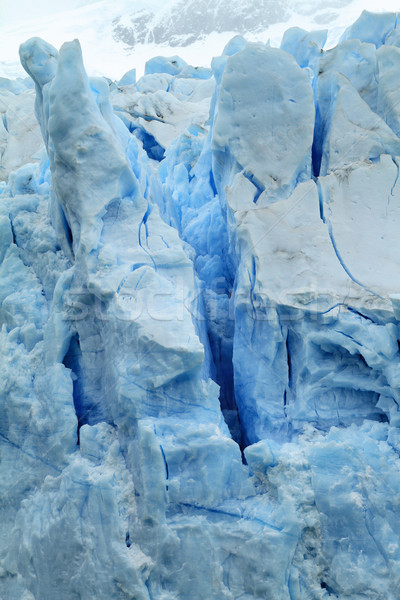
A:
[[212, 42, 315, 203], [340, 10, 399, 48], [2, 12, 400, 600]]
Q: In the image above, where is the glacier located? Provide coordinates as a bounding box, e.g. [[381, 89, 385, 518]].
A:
[[2, 10, 400, 599]]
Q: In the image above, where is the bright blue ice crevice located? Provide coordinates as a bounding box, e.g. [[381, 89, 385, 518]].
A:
[[159, 127, 240, 441], [188, 41, 315, 444], [113, 106, 166, 161], [210, 43, 315, 444], [156, 38, 251, 445]]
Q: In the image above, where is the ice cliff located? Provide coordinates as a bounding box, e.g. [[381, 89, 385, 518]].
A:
[[2, 10, 400, 600]]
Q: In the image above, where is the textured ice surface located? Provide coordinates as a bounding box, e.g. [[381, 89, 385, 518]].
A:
[[2, 12, 400, 600], [0, 79, 42, 182]]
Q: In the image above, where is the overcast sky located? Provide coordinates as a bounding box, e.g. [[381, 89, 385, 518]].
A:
[[1, 0, 390, 28], [0, 0, 93, 25]]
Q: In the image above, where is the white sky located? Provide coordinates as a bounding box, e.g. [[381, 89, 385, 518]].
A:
[[0, 0, 95, 25]]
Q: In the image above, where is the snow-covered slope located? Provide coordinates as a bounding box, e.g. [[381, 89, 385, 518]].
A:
[[112, 0, 291, 47], [3, 9, 400, 600]]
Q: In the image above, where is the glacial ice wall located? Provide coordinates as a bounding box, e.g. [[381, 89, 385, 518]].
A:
[[2, 10, 400, 600]]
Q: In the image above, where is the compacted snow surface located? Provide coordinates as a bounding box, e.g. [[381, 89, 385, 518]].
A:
[[2, 10, 400, 599]]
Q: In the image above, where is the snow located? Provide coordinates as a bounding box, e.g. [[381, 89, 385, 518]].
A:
[[2, 9, 400, 600]]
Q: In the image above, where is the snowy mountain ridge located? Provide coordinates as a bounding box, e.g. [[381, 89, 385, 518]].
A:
[[112, 0, 292, 48]]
